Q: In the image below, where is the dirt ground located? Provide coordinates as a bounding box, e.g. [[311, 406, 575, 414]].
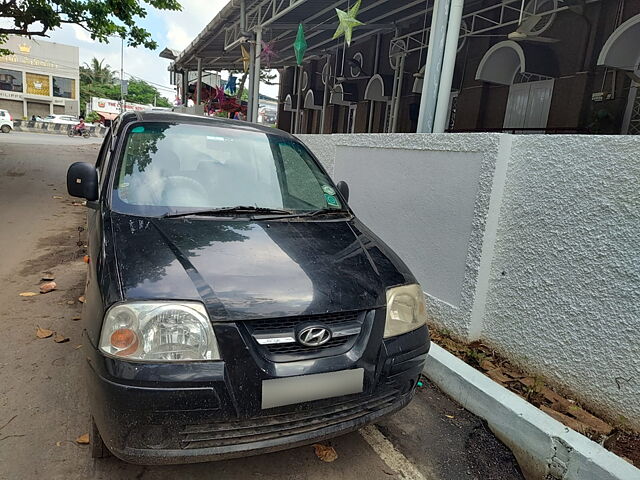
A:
[[0, 134, 523, 480]]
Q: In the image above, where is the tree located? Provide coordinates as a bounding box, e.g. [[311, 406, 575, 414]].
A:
[[0, 0, 181, 50], [80, 58, 115, 85], [80, 75, 171, 111]]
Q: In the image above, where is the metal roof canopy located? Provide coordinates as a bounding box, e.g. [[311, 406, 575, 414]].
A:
[[172, 0, 435, 72]]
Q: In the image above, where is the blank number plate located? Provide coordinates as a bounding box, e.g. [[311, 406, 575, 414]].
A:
[[261, 368, 364, 409]]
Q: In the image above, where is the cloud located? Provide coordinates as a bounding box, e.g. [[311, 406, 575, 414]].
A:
[[71, 25, 93, 44]]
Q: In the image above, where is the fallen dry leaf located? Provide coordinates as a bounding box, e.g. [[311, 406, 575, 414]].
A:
[[78, 296, 85, 304], [66, 300, 75, 305], [445, 414, 455, 419], [74, 345, 83, 350], [486, 368, 512, 384], [54, 334, 70, 344], [39, 281, 57, 294], [71, 316, 81, 321], [313, 443, 338, 462], [52, 195, 63, 199], [36, 327, 54, 339], [56, 441, 63, 447], [76, 433, 90, 445], [20, 292, 38, 297], [41, 272, 55, 281]]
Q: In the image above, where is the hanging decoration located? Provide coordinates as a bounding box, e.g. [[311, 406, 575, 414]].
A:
[[260, 40, 278, 67], [293, 23, 307, 66], [225, 75, 237, 94], [241, 45, 250, 73], [332, 0, 364, 47]]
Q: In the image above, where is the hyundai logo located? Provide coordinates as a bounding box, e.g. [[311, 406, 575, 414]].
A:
[[297, 326, 332, 347]]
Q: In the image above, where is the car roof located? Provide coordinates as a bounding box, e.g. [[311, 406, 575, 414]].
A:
[[118, 110, 294, 140]]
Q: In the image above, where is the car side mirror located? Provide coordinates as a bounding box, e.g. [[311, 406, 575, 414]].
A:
[[67, 162, 98, 201], [337, 181, 349, 202]]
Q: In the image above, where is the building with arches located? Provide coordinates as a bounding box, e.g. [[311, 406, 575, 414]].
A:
[[168, 0, 640, 136]]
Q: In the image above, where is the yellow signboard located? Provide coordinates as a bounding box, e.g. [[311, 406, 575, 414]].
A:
[[26, 72, 50, 96]]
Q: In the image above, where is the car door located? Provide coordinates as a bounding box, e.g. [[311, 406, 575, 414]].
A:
[[82, 133, 113, 344]]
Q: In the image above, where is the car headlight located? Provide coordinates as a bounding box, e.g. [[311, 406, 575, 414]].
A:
[[99, 302, 220, 362], [384, 284, 428, 338]]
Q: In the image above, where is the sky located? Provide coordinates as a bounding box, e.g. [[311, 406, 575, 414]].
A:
[[43, 0, 280, 102]]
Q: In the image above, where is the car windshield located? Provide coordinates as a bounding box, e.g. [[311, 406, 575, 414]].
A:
[[111, 122, 344, 217]]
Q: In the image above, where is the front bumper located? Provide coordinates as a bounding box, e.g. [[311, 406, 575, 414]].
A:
[[85, 318, 429, 465]]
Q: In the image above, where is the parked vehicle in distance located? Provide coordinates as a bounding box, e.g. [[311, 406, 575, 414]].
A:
[[67, 111, 430, 465], [42, 114, 79, 125], [0, 109, 14, 133]]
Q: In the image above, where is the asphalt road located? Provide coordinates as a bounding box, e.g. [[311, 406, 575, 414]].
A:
[[1, 131, 104, 146], [0, 136, 523, 480]]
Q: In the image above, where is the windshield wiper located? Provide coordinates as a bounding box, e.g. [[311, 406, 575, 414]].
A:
[[161, 206, 294, 219], [262, 208, 352, 220]]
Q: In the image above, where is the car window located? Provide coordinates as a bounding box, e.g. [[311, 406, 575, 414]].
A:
[[111, 122, 342, 216], [95, 133, 112, 193], [278, 143, 327, 208]]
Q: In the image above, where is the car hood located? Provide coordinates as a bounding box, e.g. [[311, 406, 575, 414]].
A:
[[110, 213, 411, 321]]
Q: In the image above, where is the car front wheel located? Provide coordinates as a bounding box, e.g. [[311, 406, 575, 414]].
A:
[[1, 125, 11, 133]]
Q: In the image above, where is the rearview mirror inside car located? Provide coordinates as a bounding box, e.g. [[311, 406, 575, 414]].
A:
[[337, 181, 350, 203], [67, 162, 98, 201]]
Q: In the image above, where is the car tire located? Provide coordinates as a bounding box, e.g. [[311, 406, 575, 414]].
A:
[[90, 416, 111, 459], [1, 125, 11, 134]]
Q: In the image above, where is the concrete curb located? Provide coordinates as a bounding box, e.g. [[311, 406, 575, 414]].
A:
[[423, 344, 640, 480], [11, 121, 107, 137]]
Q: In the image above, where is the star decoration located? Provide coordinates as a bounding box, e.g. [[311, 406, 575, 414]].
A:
[[293, 23, 307, 66], [260, 40, 278, 67], [332, 0, 364, 47], [241, 44, 250, 73]]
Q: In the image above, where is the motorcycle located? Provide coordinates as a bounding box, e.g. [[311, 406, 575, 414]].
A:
[[68, 127, 91, 138]]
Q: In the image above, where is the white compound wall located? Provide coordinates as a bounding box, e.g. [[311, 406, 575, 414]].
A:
[[299, 132, 640, 429]]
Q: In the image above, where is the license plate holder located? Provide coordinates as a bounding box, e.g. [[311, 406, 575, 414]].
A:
[[261, 368, 364, 409]]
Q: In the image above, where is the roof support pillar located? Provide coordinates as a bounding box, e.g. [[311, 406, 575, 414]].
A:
[[434, 0, 463, 133], [295, 65, 303, 133], [247, 40, 256, 120], [320, 55, 329, 134], [391, 53, 405, 133], [196, 58, 203, 105], [182, 69, 189, 106], [416, 0, 451, 133], [251, 27, 263, 123]]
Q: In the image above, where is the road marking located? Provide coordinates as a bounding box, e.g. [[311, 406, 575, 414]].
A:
[[359, 425, 429, 480]]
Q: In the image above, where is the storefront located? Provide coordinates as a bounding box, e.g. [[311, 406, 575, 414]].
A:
[[0, 36, 79, 120]]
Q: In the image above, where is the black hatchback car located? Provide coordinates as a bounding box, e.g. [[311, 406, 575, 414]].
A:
[[67, 111, 430, 464]]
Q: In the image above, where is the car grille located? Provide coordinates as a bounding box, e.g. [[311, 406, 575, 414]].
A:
[[247, 311, 362, 333], [242, 310, 366, 360], [265, 337, 350, 355], [179, 387, 400, 449]]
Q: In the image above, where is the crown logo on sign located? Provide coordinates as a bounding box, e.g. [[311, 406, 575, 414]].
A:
[[19, 43, 31, 54]]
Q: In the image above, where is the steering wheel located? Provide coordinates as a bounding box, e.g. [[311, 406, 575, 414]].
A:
[[161, 176, 209, 206]]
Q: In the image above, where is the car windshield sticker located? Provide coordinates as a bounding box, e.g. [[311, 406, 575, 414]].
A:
[[325, 194, 340, 208], [132, 126, 145, 133], [322, 185, 336, 196]]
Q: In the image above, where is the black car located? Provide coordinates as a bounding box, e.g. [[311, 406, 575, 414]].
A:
[[67, 111, 430, 465]]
